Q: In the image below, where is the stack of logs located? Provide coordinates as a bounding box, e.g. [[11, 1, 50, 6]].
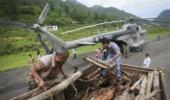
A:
[[115, 70, 161, 100], [82, 57, 162, 100]]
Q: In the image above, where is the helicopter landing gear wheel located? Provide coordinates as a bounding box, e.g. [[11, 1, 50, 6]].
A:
[[140, 45, 144, 53], [122, 45, 130, 58]]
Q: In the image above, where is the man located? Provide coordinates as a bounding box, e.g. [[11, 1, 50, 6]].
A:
[[97, 38, 122, 82], [72, 48, 77, 59], [143, 53, 151, 68], [28, 54, 35, 68], [36, 50, 41, 62], [30, 47, 69, 89]]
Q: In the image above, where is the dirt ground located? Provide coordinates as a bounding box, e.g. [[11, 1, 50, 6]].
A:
[[0, 36, 170, 100]]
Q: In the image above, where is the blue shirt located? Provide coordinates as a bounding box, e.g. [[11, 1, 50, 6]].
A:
[[106, 42, 121, 65]]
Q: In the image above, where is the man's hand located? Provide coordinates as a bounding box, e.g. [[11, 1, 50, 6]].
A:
[[38, 80, 46, 90], [64, 74, 69, 79], [107, 60, 113, 65]]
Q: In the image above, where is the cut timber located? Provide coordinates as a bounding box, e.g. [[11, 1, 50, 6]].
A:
[[153, 71, 160, 90], [84, 57, 108, 69], [144, 89, 161, 100], [139, 76, 147, 95], [86, 68, 100, 79], [84, 57, 132, 80], [121, 64, 154, 72], [11, 79, 61, 100], [146, 72, 154, 94], [134, 83, 141, 96], [90, 87, 116, 100], [153, 70, 161, 100], [135, 76, 147, 100], [115, 82, 133, 100], [28, 71, 82, 100], [135, 95, 145, 100], [129, 75, 145, 92]]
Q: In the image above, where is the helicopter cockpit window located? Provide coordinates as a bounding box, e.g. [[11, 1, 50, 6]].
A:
[[136, 26, 139, 31], [127, 26, 130, 30]]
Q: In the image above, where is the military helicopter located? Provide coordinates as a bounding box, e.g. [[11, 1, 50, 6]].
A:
[[32, 3, 146, 54], [0, 3, 169, 54]]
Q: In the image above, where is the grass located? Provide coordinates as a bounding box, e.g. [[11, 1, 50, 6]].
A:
[[0, 52, 33, 72], [147, 27, 170, 40], [0, 44, 100, 72]]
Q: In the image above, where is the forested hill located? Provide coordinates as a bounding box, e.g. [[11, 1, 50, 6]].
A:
[[154, 9, 170, 27], [157, 9, 170, 18], [0, 0, 136, 26], [90, 5, 136, 19]]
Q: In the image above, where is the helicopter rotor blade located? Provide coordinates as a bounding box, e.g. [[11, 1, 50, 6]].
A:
[[37, 3, 50, 24], [60, 20, 125, 34]]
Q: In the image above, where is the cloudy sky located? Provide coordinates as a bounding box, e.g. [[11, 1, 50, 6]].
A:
[[77, 0, 170, 18]]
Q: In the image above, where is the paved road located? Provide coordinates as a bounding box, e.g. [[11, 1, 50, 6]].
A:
[[0, 36, 170, 100]]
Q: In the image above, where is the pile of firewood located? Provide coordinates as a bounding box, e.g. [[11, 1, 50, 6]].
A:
[[81, 57, 162, 100], [115, 70, 161, 100], [80, 69, 161, 100]]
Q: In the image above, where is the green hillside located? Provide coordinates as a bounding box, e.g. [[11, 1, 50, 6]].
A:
[[155, 9, 170, 27], [0, 0, 135, 25]]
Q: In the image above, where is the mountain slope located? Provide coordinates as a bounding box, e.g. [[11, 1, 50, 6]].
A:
[[0, 0, 137, 26], [155, 9, 170, 26], [157, 9, 170, 18], [90, 5, 137, 19]]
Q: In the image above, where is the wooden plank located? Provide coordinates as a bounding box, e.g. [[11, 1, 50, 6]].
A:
[[129, 75, 145, 92], [139, 76, 147, 95], [11, 79, 61, 100], [146, 72, 154, 94]]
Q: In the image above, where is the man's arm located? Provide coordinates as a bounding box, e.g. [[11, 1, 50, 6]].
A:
[[112, 52, 120, 61], [59, 64, 68, 78], [95, 48, 104, 58], [30, 61, 45, 88]]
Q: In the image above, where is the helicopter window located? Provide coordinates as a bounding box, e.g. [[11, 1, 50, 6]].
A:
[[136, 26, 139, 30], [127, 26, 130, 30]]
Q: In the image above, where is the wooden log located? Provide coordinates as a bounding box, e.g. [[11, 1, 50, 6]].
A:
[[28, 71, 82, 100], [90, 86, 117, 100], [133, 82, 141, 96], [129, 75, 145, 92], [135, 95, 145, 100], [115, 93, 135, 100], [79, 73, 100, 82], [84, 57, 154, 73], [86, 68, 100, 79], [153, 70, 161, 100], [134, 76, 147, 100], [11, 79, 61, 100], [84, 57, 108, 69], [146, 72, 154, 94], [121, 64, 154, 72], [115, 82, 132, 100], [153, 71, 160, 90], [139, 76, 147, 95], [84, 57, 132, 80], [144, 89, 161, 100]]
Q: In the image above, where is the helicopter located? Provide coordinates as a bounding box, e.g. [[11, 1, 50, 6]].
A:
[[0, 3, 169, 54]]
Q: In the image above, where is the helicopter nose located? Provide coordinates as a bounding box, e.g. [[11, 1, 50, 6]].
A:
[[33, 24, 40, 29]]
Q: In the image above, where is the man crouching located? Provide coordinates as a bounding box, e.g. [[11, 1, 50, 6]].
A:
[[30, 48, 69, 89]]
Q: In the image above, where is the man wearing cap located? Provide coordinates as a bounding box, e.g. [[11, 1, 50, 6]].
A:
[[30, 48, 69, 89]]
